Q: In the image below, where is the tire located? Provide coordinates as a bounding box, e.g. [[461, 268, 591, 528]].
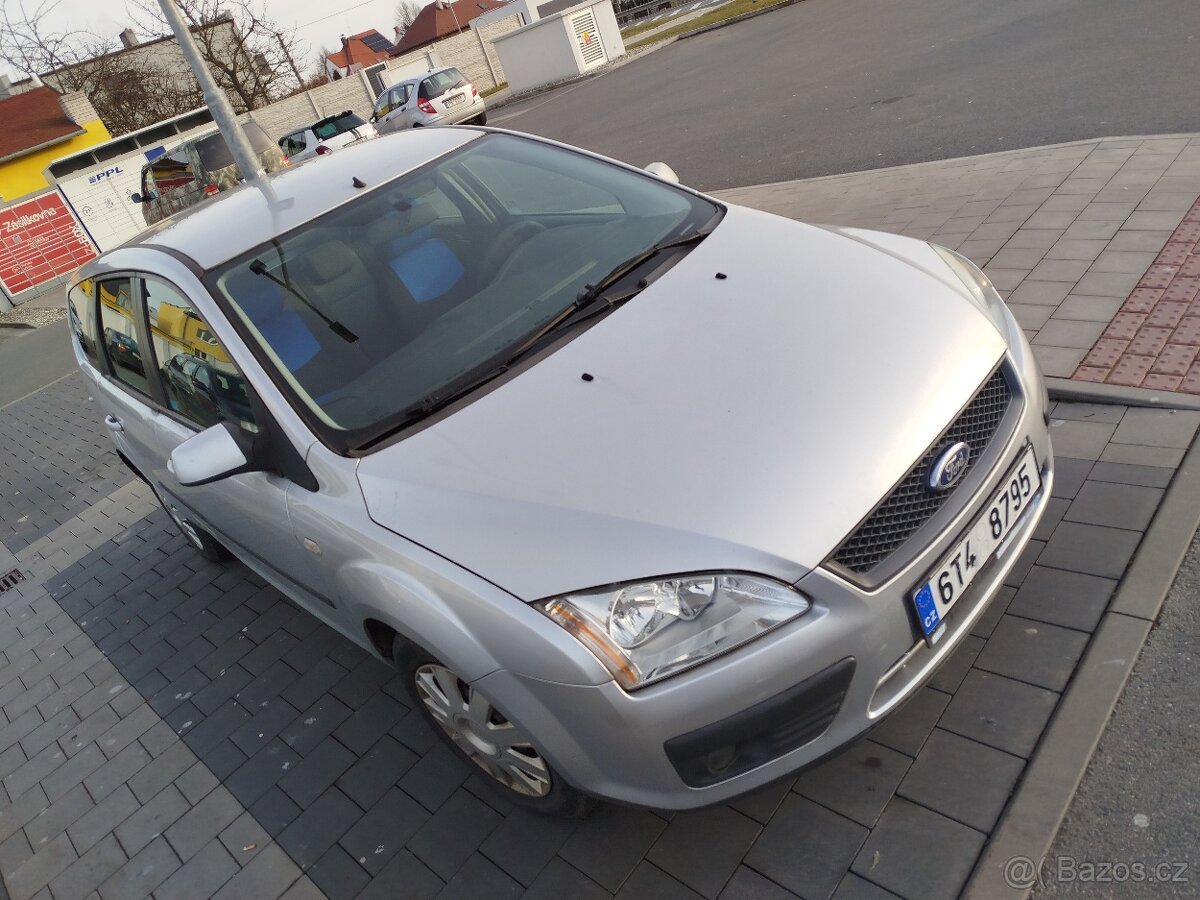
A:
[[475, 112, 487, 126], [395, 637, 591, 817], [153, 486, 229, 563]]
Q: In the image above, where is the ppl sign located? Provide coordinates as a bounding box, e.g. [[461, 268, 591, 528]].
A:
[[87, 166, 123, 185]]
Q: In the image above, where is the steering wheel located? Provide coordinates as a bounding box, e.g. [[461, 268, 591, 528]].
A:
[[481, 219, 546, 280]]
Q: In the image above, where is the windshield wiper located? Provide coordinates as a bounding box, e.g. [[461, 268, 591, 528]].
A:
[[249, 258, 359, 343], [507, 227, 714, 360], [352, 227, 713, 451]]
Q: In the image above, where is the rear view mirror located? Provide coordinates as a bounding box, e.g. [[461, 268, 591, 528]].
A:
[[168, 422, 253, 486], [645, 162, 679, 183]]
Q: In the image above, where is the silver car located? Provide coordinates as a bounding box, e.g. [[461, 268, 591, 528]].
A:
[[67, 127, 1053, 815], [371, 66, 487, 133], [278, 110, 378, 163]]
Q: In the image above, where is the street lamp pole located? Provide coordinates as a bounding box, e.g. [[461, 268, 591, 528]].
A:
[[156, 0, 265, 182]]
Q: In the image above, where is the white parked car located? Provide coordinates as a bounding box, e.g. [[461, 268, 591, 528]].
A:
[[278, 111, 378, 162], [371, 66, 486, 133], [67, 127, 1052, 815]]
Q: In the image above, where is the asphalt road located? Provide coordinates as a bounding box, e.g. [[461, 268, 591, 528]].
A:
[[0, 320, 75, 409], [1035, 529, 1200, 898], [494, 0, 1200, 191]]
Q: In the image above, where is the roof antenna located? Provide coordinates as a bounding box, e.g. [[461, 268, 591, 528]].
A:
[[352, 176, 367, 188]]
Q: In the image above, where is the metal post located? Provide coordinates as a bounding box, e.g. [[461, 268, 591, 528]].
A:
[[156, 0, 265, 182]]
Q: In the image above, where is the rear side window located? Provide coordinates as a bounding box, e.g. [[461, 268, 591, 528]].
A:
[[67, 280, 100, 368], [314, 113, 366, 140], [98, 277, 152, 397]]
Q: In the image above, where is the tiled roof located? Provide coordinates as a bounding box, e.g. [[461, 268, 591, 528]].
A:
[[327, 30, 395, 71], [0, 87, 82, 163], [394, 0, 508, 53]]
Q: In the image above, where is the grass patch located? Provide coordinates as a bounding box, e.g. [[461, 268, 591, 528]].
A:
[[626, 0, 792, 49], [481, 82, 508, 98]]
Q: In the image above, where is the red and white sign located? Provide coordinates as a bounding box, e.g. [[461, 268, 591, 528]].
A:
[[0, 192, 97, 297]]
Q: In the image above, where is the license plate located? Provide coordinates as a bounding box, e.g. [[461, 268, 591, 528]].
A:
[[445, 94, 465, 107], [912, 446, 1041, 644]]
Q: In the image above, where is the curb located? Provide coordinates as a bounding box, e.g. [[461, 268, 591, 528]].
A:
[[673, 0, 800, 42], [1047, 377, 1200, 411], [964, 428, 1200, 899], [716, 133, 1200, 194]]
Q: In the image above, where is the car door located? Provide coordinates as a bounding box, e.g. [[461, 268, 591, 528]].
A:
[[381, 85, 413, 131], [136, 275, 336, 609], [91, 275, 164, 476]]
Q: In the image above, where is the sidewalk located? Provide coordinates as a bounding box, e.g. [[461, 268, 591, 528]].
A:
[[0, 137, 1198, 900]]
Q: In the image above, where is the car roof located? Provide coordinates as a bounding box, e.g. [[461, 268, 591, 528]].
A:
[[392, 66, 457, 88], [109, 126, 482, 270]]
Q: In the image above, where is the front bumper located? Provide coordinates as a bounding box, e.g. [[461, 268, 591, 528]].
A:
[[475, 346, 1054, 810]]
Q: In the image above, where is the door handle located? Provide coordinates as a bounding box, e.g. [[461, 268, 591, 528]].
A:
[[104, 415, 124, 433]]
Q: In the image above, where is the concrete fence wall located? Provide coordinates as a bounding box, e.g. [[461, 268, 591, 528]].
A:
[[243, 72, 377, 141], [242, 14, 522, 143]]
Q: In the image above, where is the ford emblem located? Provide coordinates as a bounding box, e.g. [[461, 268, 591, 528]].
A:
[[928, 442, 970, 492]]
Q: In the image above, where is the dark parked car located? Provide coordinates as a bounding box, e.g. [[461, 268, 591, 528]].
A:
[[103, 327, 143, 374], [163, 353, 253, 429]]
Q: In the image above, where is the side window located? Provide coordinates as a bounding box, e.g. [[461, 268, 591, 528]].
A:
[[151, 147, 194, 195], [142, 278, 256, 432], [98, 277, 151, 396], [67, 279, 101, 367], [418, 77, 435, 100], [140, 165, 154, 198]]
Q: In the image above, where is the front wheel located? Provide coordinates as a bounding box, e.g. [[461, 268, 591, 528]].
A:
[[396, 640, 590, 816], [153, 485, 229, 563], [475, 112, 487, 126]]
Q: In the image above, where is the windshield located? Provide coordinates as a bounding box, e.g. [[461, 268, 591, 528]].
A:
[[212, 133, 719, 451], [314, 113, 366, 140]]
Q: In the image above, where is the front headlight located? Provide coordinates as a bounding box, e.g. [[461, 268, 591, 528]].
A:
[[540, 573, 811, 690], [932, 244, 1010, 334]]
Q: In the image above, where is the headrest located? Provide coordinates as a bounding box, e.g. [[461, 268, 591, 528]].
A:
[[305, 240, 361, 284]]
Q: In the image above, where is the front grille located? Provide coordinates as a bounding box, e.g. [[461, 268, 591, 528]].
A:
[[831, 367, 1013, 575]]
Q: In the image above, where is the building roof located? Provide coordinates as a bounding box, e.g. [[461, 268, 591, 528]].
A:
[[327, 30, 396, 71], [0, 86, 84, 163], [394, 0, 508, 53]]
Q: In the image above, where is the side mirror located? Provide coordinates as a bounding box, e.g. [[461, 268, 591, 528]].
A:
[[130, 192, 143, 203], [168, 422, 253, 486], [645, 162, 679, 184]]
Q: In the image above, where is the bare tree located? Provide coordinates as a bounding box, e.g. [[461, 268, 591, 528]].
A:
[[394, 0, 424, 40], [130, 0, 309, 111], [0, 0, 203, 135]]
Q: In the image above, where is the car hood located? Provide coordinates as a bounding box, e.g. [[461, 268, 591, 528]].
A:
[[356, 206, 1007, 601]]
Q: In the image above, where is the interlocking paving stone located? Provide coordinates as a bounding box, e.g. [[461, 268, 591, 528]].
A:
[[5, 831, 76, 900], [306, 844, 370, 900], [793, 740, 911, 829], [164, 786, 244, 863], [897, 729, 1025, 832], [47, 832, 126, 900], [152, 838, 238, 900], [96, 835, 179, 900], [338, 786, 429, 876], [67, 783, 138, 854], [335, 734, 417, 811], [1049, 456, 1093, 499], [478, 806, 578, 887], [210, 843, 306, 900], [615, 861, 704, 900], [830, 873, 903, 899], [559, 805, 668, 892], [647, 806, 761, 898], [1063, 480, 1164, 531], [939, 669, 1059, 758], [718, 866, 802, 899], [974, 615, 1091, 692], [115, 784, 190, 856], [869, 687, 951, 758], [1007, 565, 1117, 632], [851, 799, 984, 900], [928, 635, 984, 694], [275, 786, 362, 871], [1038, 520, 1142, 579], [277, 736, 357, 808], [354, 849, 443, 900], [726, 776, 794, 826], [744, 795, 867, 900]]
